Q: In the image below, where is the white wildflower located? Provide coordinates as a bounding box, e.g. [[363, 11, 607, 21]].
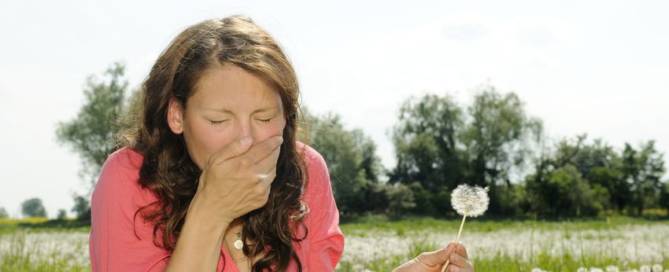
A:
[[641, 265, 651, 272], [578, 268, 588, 272], [451, 184, 489, 217], [607, 265, 620, 272], [651, 264, 662, 272], [591, 267, 604, 272], [531, 268, 545, 272]]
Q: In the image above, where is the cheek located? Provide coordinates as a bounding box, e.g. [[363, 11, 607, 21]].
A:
[[254, 117, 286, 141], [185, 119, 237, 167]]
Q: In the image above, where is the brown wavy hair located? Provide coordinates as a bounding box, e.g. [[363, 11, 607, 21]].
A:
[[120, 16, 307, 271]]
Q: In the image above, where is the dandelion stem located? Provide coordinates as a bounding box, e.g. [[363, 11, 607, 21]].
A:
[[455, 215, 467, 242], [440, 215, 468, 272]]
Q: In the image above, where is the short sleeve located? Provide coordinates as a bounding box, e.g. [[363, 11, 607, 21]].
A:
[[89, 148, 170, 272], [301, 146, 345, 271]]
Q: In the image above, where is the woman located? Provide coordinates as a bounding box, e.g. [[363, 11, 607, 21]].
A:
[[89, 15, 473, 272]]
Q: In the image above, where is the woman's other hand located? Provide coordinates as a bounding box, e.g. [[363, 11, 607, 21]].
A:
[[393, 242, 474, 272]]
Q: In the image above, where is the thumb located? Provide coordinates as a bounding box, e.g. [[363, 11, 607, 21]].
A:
[[417, 246, 453, 267], [207, 137, 254, 167]]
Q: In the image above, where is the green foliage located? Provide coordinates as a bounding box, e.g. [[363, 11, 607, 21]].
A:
[[20, 198, 47, 218], [524, 135, 667, 218], [0, 207, 8, 219], [546, 165, 607, 217], [56, 62, 133, 222], [56, 210, 67, 220], [390, 86, 542, 217], [71, 196, 90, 221], [622, 141, 666, 215], [390, 94, 464, 192], [660, 182, 669, 213], [56, 62, 129, 187], [302, 109, 388, 216]]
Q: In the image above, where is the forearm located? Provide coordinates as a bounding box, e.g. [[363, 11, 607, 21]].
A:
[[165, 195, 231, 272]]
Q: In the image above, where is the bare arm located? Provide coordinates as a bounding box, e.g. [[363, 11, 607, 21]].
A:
[[165, 195, 232, 272]]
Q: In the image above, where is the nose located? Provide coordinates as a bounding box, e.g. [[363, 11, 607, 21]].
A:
[[236, 118, 257, 145]]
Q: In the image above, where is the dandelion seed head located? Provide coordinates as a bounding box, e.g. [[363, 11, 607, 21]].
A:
[[451, 184, 489, 217]]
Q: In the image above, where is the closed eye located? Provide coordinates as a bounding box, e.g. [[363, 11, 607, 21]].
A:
[[209, 120, 228, 125], [257, 118, 272, 123]]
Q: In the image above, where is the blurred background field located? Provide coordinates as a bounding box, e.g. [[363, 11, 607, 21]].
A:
[[1, 215, 668, 272]]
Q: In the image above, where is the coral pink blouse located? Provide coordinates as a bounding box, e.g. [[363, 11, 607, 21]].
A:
[[89, 143, 344, 271]]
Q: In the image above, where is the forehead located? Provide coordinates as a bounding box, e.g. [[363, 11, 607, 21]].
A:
[[190, 64, 281, 109]]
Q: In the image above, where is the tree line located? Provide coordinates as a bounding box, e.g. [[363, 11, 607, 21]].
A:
[[5, 63, 665, 220], [313, 92, 668, 219]]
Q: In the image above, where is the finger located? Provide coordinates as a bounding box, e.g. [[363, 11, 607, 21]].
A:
[[208, 136, 254, 166], [417, 246, 451, 267], [252, 143, 282, 175], [240, 135, 283, 166], [443, 242, 459, 257], [448, 253, 471, 269], [453, 242, 468, 259]]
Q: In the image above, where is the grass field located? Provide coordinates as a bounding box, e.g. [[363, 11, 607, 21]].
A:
[[0, 216, 667, 271]]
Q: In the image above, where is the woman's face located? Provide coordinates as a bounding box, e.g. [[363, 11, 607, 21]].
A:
[[167, 64, 286, 169]]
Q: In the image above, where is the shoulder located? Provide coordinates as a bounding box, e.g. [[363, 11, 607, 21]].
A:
[[295, 142, 333, 202], [101, 146, 144, 174], [95, 147, 144, 191], [91, 147, 155, 218], [296, 141, 330, 188], [296, 141, 328, 174]]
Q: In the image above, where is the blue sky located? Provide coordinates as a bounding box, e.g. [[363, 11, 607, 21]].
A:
[[1, 0, 667, 217]]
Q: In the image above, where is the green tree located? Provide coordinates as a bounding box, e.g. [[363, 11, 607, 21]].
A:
[[390, 94, 464, 191], [56, 62, 129, 187], [301, 109, 386, 216], [21, 198, 47, 218], [390, 86, 542, 216], [460, 87, 543, 215], [71, 195, 91, 221], [57, 209, 67, 220], [568, 138, 627, 212], [622, 141, 666, 215], [56, 62, 131, 220], [549, 165, 607, 217], [0, 207, 8, 218], [389, 94, 465, 215], [660, 182, 669, 214]]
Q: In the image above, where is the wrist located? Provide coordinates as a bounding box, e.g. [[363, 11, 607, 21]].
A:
[[188, 192, 234, 227]]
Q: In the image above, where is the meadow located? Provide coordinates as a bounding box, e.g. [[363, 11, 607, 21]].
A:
[[0, 216, 667, 272]]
